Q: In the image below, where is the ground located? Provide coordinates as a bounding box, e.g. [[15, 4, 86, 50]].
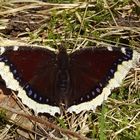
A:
[[0, 0, 140, 140]]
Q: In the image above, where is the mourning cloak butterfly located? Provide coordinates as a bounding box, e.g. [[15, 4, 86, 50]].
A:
[[0, 46, 139, 116]]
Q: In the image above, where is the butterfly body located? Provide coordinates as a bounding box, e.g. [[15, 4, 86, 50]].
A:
[[54, 47, 71, 108], [0, 46, 139, 116]]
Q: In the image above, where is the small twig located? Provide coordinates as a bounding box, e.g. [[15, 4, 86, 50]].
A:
[[103, 0, 118, 26], [113, 111, 140, 139], [74, 2, 89, 49], [0, 113, 17, 140]]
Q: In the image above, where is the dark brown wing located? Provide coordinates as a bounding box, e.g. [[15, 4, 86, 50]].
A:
[[0, 46, 60, 115], [67, 47, 134, 112]]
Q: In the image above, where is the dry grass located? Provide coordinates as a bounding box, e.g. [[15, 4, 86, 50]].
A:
[[0, 0, 140, 140]]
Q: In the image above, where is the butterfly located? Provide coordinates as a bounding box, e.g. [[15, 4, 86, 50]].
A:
[[0, 45, 139, 116]]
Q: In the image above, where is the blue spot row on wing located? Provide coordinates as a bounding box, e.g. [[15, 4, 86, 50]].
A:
[[72, 48, 133, 105], [24, 84, 50, 104]]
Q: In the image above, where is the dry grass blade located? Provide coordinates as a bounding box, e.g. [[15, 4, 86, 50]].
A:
[[0, 104, 89, 140], [0, 0, 140, 139], [0, 114, 17, 140]]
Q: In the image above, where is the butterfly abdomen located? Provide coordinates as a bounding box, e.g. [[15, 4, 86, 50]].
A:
[[55, 47, 71, 107]]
